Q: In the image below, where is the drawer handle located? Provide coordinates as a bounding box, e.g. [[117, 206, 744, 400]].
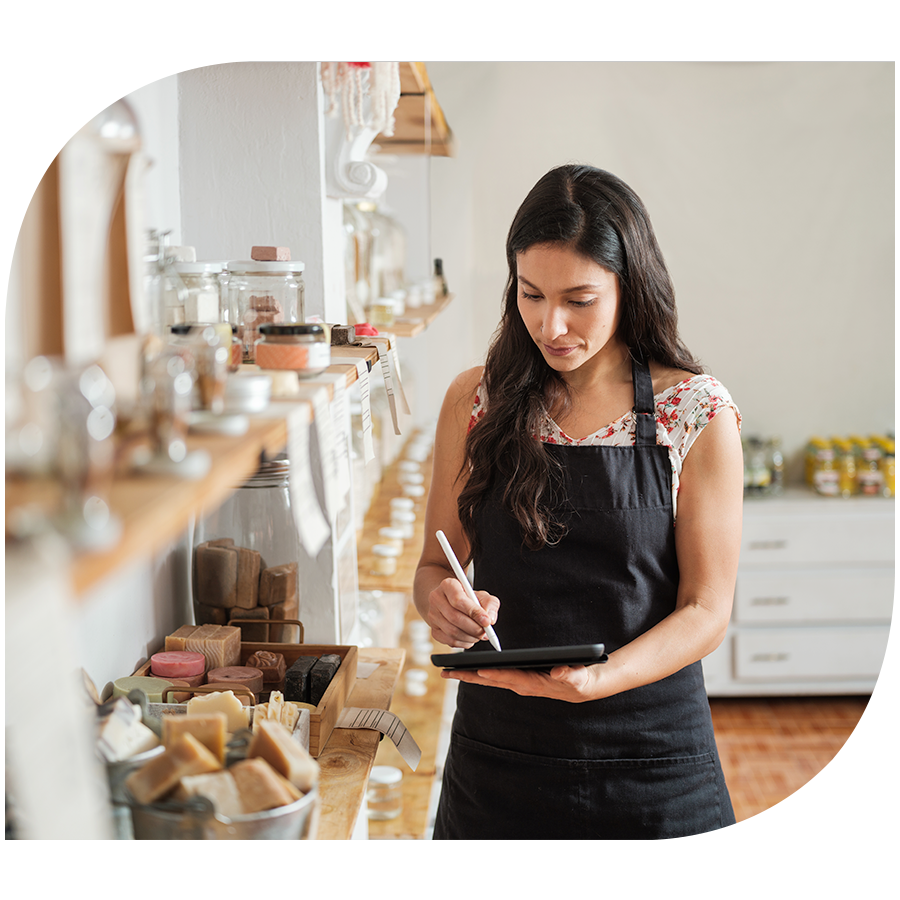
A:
[[750, 652, 790, 663], [749, 596, 790, 606], [748, 539, 788, 551]]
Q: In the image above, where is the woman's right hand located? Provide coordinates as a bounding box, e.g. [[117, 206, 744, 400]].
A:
[[426, 577, 500, 649]]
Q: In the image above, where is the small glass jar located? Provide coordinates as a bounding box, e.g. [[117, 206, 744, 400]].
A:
[[371, 543, 400, 576], [377, 526, 405, 553], [148, 350, 193, 461], [173, 262, 225, 324], [366, 766, 403, 820], [390, 509, 416, 539], [192, 325, 229, 414], [255, 324, 330, 377], [369, 297, 396, 329], [226, 259, 305, 361], [403, 668, 428, 696]]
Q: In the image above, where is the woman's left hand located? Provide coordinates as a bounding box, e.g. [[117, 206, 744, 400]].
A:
[[441, 664, 603, 702]]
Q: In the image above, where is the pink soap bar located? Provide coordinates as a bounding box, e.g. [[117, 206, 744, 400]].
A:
[[151, 651, 207, 678]]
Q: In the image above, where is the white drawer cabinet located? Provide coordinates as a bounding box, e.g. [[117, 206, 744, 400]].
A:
[[703, 489, 894, 696]]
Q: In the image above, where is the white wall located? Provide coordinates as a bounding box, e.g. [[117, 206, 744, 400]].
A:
[[424, 62, 895, 478]]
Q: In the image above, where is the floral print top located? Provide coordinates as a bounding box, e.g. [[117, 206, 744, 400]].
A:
[[469, 373, 741, 520]]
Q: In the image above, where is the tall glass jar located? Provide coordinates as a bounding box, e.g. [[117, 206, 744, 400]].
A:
[[225, 260, 305, 362], [194, 458, 303, 643], [173, 261, 226, 325]]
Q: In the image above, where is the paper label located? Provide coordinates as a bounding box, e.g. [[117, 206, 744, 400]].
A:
[[285, 404, 330, 555], [356, 358, 375, 463], [335, 706, 421, 771], [319, 372, 352, 503], [366, 338, 402, 435], [294, 384, 339, 521]]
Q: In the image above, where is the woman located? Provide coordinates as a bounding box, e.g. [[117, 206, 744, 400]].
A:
[[414, 165, 744, 840]]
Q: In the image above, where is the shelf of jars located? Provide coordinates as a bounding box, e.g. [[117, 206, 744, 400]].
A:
[[390, 292, 455, 339], [5, 354, 378, 600]]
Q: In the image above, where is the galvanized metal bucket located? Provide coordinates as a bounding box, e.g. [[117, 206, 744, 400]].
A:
[[127, 783, 319, 840]]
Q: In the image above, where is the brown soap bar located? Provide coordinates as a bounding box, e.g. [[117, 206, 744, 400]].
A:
[[251, 246, 291, 262], [165, 624, 199, 652], [197, 604, 229, 626], [228, 606, 269, 642], [259, 563, 298, 607], [248, 719, 318, 793], [125, 733, 221, 805], [205, 625, 241, 668], [196, 545, 239, 609], [207, 666, 264, 700], [309, 654, 341, 707], [284, 656, 317, 704], [246, 651, 286, 685], [268, 592, 300, 643], [161, 712, 227, 763], [234, 547, 262, 610], [229, 757, 299, 812]]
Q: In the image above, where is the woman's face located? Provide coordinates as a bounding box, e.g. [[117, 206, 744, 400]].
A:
[[516, 242, 625, 376]]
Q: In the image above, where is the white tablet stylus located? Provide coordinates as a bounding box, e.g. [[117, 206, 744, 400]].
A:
[[435, 530, 502, 651]]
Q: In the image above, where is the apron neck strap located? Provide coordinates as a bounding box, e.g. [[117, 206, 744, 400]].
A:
[[632, 353, 657, 446]]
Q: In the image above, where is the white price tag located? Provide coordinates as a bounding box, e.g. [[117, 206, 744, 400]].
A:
[[285, 405, 330, 555], [335, 706, 422, 771], [294, 384, 339, 521]]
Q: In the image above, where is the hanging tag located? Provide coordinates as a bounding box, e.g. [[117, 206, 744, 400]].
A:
[[335, 706, 421, 771], [389, 343, 411, 415], [285, 404, 330, 555], [294, 384, 339, 521], [318, 372, 352, 503], [366, 338, 401, 435], [355, 358, 375, 463]]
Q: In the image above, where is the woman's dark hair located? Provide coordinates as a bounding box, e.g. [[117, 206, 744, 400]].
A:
[[457, 164, 702, 560]]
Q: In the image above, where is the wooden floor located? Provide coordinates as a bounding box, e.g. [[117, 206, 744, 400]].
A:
[[709, 694, 868, 822]]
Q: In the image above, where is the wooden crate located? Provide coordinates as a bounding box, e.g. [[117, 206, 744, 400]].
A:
[[239, 642, 357, 757], [134, 641, 357, 757]]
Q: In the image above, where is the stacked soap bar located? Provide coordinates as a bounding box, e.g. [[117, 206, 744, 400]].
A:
[[165, 624, 241, 670], [194, 539, 299, 643], [284, 654, 342, 707]]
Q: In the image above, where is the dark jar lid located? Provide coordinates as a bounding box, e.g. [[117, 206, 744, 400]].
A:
[[258, 323, 325, 337]]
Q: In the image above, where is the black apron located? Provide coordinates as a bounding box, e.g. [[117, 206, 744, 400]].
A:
[[433, 356, 735, 840]]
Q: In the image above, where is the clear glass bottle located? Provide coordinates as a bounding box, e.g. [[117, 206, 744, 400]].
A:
[[194, 458, 303, 643], [225, 259, 305, 362]]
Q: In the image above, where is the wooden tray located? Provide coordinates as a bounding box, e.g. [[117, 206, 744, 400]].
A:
[[134, 630, 357, 757]]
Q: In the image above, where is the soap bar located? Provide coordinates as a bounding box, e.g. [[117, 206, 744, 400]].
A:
[[246, 650, 286, 685], [162, 711, 227, 763], [309, 654, 341, 707], [251, 246, 291, 261], [196, 545, 238, 608], [207, 666, 264, 699], [112, 675, 176, 705], [175, 770, 245, 818], [125, 733, 222, 805], [187, 690, 249, 732], [235, 547, 262, 610], [258, 563, 298, 607], [284, 656, 317, 704], [229, 758, 300, 813], [165, 624, 199, 651], [97, 699, 159, 763], [227, 606, 269, 642], [196, 604, 229, 626], [248, 719, 319, 793], [185, 624, 241, 670], [268, 597, 300, 643], [150, 651, 207, 679], [204, 684, 253, 706]]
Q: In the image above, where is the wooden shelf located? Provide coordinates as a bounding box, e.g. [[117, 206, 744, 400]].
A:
[[389, 292, 454, 339], [356, 435, 454, 838], [374, 62, 456, 158], [316, 646, 405, 840], [5, 354, 377, 599]]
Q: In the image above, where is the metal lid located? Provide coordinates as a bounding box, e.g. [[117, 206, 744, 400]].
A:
[[369, 765, 403, 785], [259, 323, 324, 337]]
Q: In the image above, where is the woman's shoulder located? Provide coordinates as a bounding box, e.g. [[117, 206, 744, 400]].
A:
[[440, 366, 486, 434]]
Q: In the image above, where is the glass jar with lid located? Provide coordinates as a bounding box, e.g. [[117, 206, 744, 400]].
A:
[[225, 259, 305, 362], [255, 323, 331, 377], [173, 261, 226, 325], [194, 457, 304, 643]]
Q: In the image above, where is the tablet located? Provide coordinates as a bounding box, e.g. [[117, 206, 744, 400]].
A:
[[431, 643, 607, 670]]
